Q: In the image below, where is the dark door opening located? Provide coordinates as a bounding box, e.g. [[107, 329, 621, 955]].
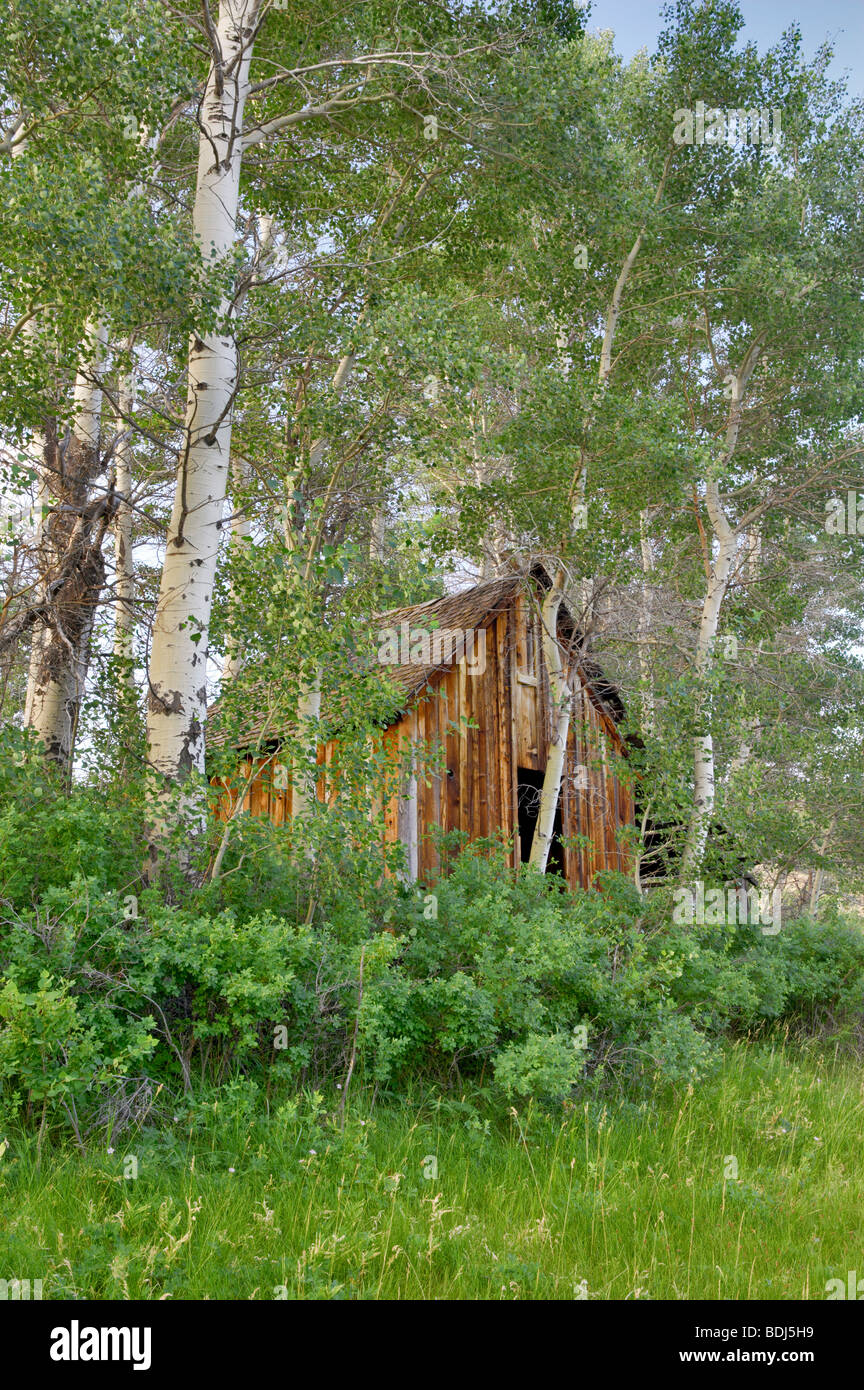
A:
[[517, 767, 565, 877]]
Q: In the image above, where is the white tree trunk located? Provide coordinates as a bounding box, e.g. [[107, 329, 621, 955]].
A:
[[526, 254, 642, 869], [290, 668, 321, 827], [525, 159, 675, 872], [679, 481, 737, 877], [680, 339, 762, 878], [220, 213, 277, 682], [304, 348, 356, 492], [528, 578, 571, 873], [396, 750, 419, 883], [369, 505, 387, 561], [145, 1, 255, 824], [809, 866, 825, 918], [728, 523, 763, 773]]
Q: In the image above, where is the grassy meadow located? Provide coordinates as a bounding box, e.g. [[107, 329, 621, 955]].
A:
[[2, 1039, 860, 1302]]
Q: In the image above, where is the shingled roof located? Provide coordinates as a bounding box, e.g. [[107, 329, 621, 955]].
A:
[[207, 565, 626, 752], [370, 571, 524, 704]]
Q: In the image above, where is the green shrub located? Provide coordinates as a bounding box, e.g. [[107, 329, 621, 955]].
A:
[[2, 762, 863, 1138], [493, 1032, 586, 1101], [642, 1011, 719, 1085], [0, 971, 155, 1149]]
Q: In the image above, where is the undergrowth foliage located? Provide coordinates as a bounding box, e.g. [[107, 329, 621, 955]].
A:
[[0, 745, 862, 1152]]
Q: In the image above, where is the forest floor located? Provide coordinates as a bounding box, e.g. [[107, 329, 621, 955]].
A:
[[2, 1040, 861, 1301]]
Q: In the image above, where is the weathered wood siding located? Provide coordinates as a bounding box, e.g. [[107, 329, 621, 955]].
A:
[[215, 589, 633, 890], [363, 593, 632, 886]]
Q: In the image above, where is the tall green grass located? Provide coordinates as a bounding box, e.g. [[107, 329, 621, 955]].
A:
[[1, 1040, 861, 1300]]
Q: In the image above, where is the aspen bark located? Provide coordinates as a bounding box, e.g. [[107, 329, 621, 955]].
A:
[[526, 278, 631, 869], [527, 155, 674, 871], [680, 337, 764, 877], [145, 1, 256, 834], [528, 579, 572, 872], [679, 492, 736, 876], [728, 524, 763, 774], [369, 505, 387, 561], [290, 669, 321, 828], [22, 469, 51, 723], [25, 320, 109, 770]]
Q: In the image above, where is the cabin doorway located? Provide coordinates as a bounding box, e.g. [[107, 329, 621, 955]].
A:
[[517, 767, 565, 876]]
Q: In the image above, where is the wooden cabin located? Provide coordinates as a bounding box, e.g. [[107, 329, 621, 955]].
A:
[[212, 568, 634, 889]]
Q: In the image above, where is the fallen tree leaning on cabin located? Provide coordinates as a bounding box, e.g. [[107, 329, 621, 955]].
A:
[[527, 144, 675, 872]]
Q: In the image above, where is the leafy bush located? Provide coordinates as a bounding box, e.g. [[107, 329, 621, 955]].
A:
[[0, 971, 155, 1150], [493, 1032, 586, 1101], [0, 728, 142, 907], [1, 771, 863, 1144], [642, 1011, 719, 1086]]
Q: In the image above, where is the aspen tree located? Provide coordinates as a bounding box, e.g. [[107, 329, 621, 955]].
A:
[[24, 320, 109, 769]]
